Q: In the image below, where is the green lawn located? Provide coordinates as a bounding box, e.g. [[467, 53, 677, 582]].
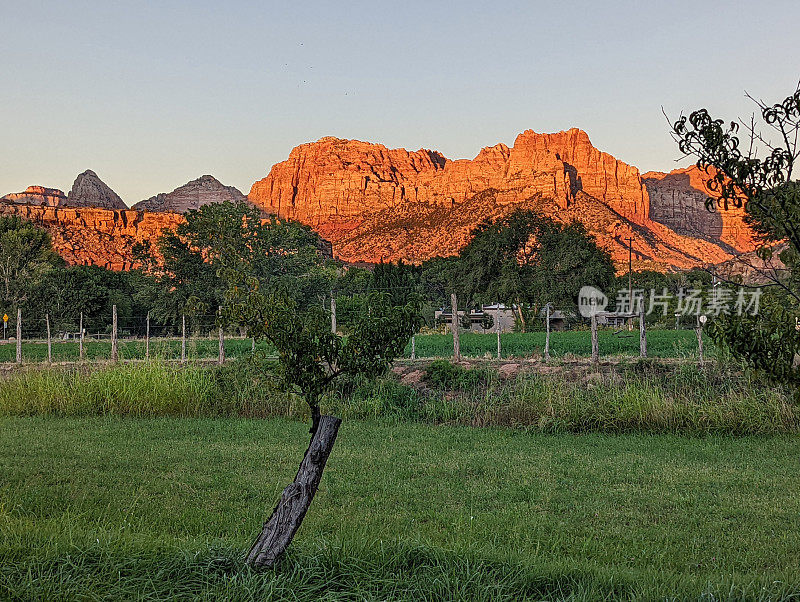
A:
[[0, 329, 708, 363], [1, 417, 798, 600]]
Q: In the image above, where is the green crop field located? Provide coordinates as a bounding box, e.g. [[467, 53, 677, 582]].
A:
[[0, 329, 709, 363], [0, 337, 275, 363], [406, 329, 712, 359], [1, 416, 798, 600]]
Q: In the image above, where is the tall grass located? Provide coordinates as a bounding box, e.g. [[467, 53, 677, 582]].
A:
[[1, 357, 796, 434], [0, 359, 296, 418]]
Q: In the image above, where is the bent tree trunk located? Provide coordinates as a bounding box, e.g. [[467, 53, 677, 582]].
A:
[[245, 414, 342, 570]]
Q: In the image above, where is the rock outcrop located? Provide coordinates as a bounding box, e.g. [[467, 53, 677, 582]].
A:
[[249, 129, 760, 269], [132, 175, 247, 213], [642, 167, 755, 252], [65, 170, 127, 209], [0, 202, 183, 270], [1, 186, 68, 206]]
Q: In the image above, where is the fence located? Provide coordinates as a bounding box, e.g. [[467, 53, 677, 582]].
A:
[[1, 294, 709, 366]]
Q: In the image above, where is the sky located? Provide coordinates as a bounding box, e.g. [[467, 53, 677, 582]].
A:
[[1, 0, 798, 206]]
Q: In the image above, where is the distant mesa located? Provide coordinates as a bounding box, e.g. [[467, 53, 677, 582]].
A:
[[132, 175, 247, 213], [0, 129, 763, 272], [2, 185, 68, 207]]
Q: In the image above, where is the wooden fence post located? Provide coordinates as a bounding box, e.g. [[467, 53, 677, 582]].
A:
[[639, 308, 647, 358], [16, 308, 22, 364], [111, 305, 118, 362], [181, 314, 186, 364], [145, 311, 150, 360], [591, 313, 599, 364], [451, 293, 461, 362], [330, 295, 337, 334], [46, 313, 52, 364], [218, 306, 225, 365], [495, 302, 501, 360], [544, 304, 551, 361], [79, 312, 85, 360], [697, 317, 704, 366]]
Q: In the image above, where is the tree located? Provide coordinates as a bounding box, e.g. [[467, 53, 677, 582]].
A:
[[192, 203, 422, 569], [144, 201, 334, 330], [454, 211, 614, 331], [369, 260, 420, 306], [671, 83, 800, 384], [0, 216, 63, 312], [28, 265, 142, 334]]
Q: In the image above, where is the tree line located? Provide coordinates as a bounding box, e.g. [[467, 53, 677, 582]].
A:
[[1, 202, 720, 337]]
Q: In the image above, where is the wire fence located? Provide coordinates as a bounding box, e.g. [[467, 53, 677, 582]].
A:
[[0, 297, 710, 365]]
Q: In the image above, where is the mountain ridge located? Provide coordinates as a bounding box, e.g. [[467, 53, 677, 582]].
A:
[[0, 128, 762, 272], [247, 128, 758, 269]]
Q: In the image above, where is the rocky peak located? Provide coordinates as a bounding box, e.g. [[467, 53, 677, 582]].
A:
[[132, 175, 247, 213], [65, 170, 127, 210]]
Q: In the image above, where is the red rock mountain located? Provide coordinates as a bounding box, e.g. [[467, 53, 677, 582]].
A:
[[0, 129, 762, 271], [248, 129, 759, 270], [0, 203, 183, 270], [2, 186, 69, 207], [0, 173, 244, 270]]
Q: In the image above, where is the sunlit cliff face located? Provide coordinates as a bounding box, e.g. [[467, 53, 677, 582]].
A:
[[247, 129, 759, 270], [0, 130, 760, 273]]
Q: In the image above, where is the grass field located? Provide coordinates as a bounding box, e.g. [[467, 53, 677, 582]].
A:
[[0, 329, 709, 363], [1, 417, 798, 600]]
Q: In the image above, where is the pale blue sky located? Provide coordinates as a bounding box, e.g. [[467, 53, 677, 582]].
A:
[[1, 0, 797, 206]]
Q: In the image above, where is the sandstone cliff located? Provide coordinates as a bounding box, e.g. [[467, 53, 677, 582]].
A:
[[1, 186, 68, 206], [132, 175, 247, 212], [0, 202, 182, 270], [0, 130, 765, 273], [642, 167, 755, 252], [248, 129, 760, 269]]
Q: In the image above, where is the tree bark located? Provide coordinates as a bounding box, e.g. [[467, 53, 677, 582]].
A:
[[245, 414, 342, 570]]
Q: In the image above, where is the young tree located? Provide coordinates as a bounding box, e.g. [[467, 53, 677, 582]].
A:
[[191, 202, 421, 569], [672, 83, 800, 384]]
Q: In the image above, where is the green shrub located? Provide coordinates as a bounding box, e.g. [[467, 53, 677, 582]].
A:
[[423, 359, 492, 390]]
